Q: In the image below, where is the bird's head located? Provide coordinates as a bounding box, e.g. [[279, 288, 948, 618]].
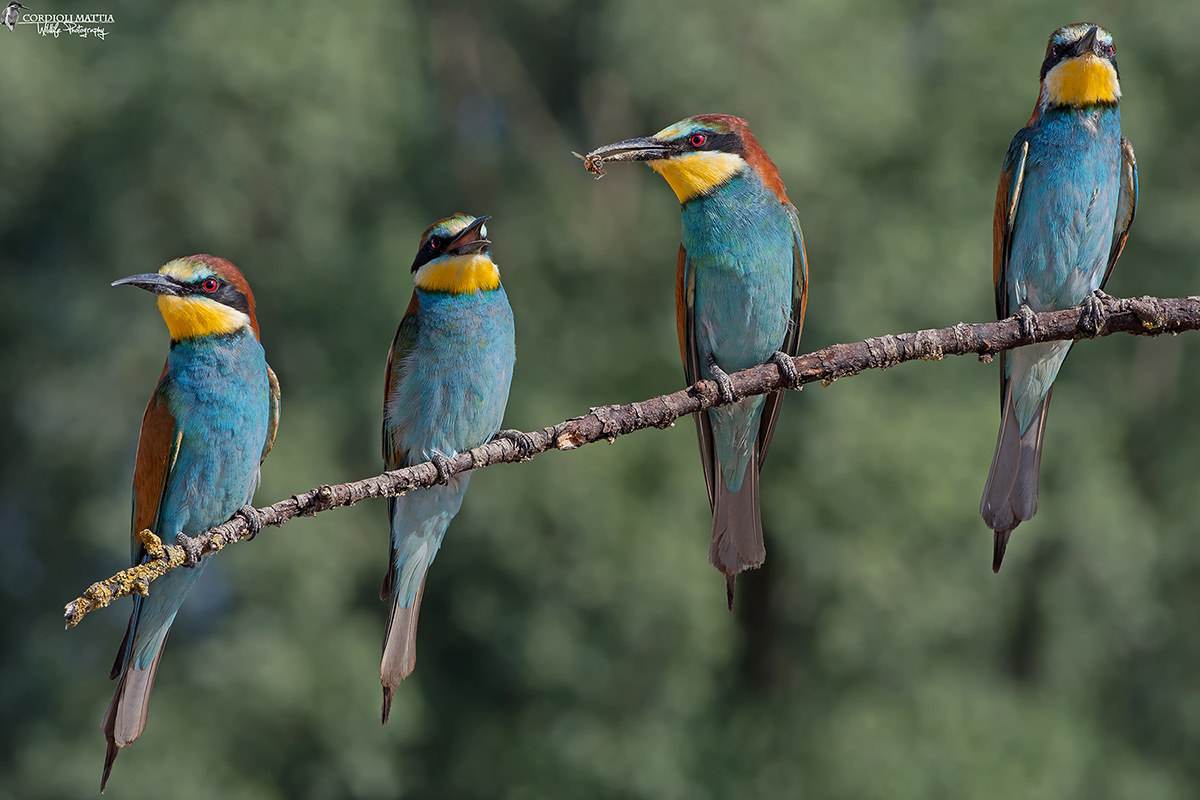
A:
[[1038, 24, 1121, 109], [584, 114, 788, 205], [112, 254, 260, 342], [410, 214, 499, 294]]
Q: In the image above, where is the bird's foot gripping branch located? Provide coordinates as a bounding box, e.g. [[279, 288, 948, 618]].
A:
[[65, 294, 1200, 629]]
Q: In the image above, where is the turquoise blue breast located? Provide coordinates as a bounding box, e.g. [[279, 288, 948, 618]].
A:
[[392, 286, 515, 460], [132, 327, 270, 667], [161, 329, 270, 535], [681, 169, 794, 372], [1003, 104, 1123, 430], [1006, 105, 1122, 312], [680, 169, 794, 491]]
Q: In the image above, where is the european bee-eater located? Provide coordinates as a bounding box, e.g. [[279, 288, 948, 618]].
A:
[[102, 256, 280, 791], [583, 114, 808, 606], [380, 214, 524, 722], [982, 23, 1137, 570]]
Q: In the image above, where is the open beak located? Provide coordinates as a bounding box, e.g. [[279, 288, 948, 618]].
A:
[[111, 273, 183, 295], [447, 215, 492, 256]]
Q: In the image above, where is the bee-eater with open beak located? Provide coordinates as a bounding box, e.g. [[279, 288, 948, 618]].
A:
[[584, 115, 808, 607], [982, 24, 1137, 571], [380, 214, 525, 722], [101, 256, 280, 790]]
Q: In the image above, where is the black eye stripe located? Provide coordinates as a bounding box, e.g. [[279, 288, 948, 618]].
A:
[[412, 232, 452, 272], [678, 130, 743, 155], [188, 277, 250, 314]]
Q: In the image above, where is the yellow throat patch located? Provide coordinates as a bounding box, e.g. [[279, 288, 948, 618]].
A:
[[414, 253, 501, 294], [1044, 54, 1121, 106], [157, 295, 250, 341], [649, 151, 745, 203]]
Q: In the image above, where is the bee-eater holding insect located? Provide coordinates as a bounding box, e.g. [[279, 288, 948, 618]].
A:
[[380, 214, 527, 722], [101, 256, 280, 792], [580, 115, 808, 607], [982, 23, 1136, 571]]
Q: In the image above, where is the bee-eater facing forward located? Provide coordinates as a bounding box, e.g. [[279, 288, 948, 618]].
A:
[[102, 256, 280, 791], [585, 115, 808, 606], [982, 24, 1137, 570], [380, 214, 523, 722]]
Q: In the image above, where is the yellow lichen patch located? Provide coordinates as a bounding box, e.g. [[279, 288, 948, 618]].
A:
[[414, 253, 501, 294], [136, 527, 165, 556], [157, 295, 250, 341], [1044, 54, 1121, 106], [649, 151, 745, 203], [64, 530, 187, 628]]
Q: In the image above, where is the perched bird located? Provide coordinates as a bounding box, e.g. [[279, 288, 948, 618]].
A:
[[582, 114, 808, 606], [102, 256, 280, 791], [982, 23, 1137, 570], [380, 214, 525, 722], [2, 1, 27, 32]]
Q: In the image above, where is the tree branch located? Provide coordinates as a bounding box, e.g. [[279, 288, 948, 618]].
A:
[[64, 293, 1200, 627]]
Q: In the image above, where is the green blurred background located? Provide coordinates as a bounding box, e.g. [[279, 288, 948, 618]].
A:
[[4, 0, 1200, 797]]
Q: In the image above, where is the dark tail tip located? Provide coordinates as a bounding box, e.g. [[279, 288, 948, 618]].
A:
[[381, 686, 394, 725], [100, 740, 118, 793], [992, 530, 1013, 573], [725, 574, 736, 611]]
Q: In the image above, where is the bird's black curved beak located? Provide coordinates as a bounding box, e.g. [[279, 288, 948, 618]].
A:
[[1071, 26, 1101, 57], [111, 273, 183, 295], [585, 136, 673, 163], [576, 136, 676, 178], [447, 215, 492, 256]]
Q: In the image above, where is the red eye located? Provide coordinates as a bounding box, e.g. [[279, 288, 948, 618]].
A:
[[689, 133, 706, 147], [202, 278, 219, 293], [428, 237, 443, 250]]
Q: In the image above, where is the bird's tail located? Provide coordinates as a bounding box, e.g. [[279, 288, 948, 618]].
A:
[[980, 386, 1053, 572], [100, 620, 166, 793], [379, 554, 430, 725], [710, 456, 766, 610]]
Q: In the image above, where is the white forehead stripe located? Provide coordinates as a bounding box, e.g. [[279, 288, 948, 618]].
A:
[[1052, 25, 1113, 47]]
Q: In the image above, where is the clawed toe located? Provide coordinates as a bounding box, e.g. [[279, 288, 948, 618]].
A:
[[494, 429, 536, 460], [1016, 304, 1038, 340], [430, 453, 453, 485], [175, 533, 203, 568], [238, 505, 262, 541], [771, 350, 800, 389], [1079, 291, 1107, 336], [706, 354, 736, 405]]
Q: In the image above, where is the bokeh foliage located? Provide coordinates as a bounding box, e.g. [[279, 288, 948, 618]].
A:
[[4, 0, 1200, 797]]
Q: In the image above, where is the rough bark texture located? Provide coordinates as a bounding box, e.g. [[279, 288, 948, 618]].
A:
[[64, 294, 1200, 628]]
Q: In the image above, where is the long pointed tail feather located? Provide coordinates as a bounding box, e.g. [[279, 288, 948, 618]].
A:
[[992, 530, 1013, 573], [100, 640, 166, 792], [981, 387, 1053, 571], [380, 576, 427, 724], [710, 457, 765, 610]]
